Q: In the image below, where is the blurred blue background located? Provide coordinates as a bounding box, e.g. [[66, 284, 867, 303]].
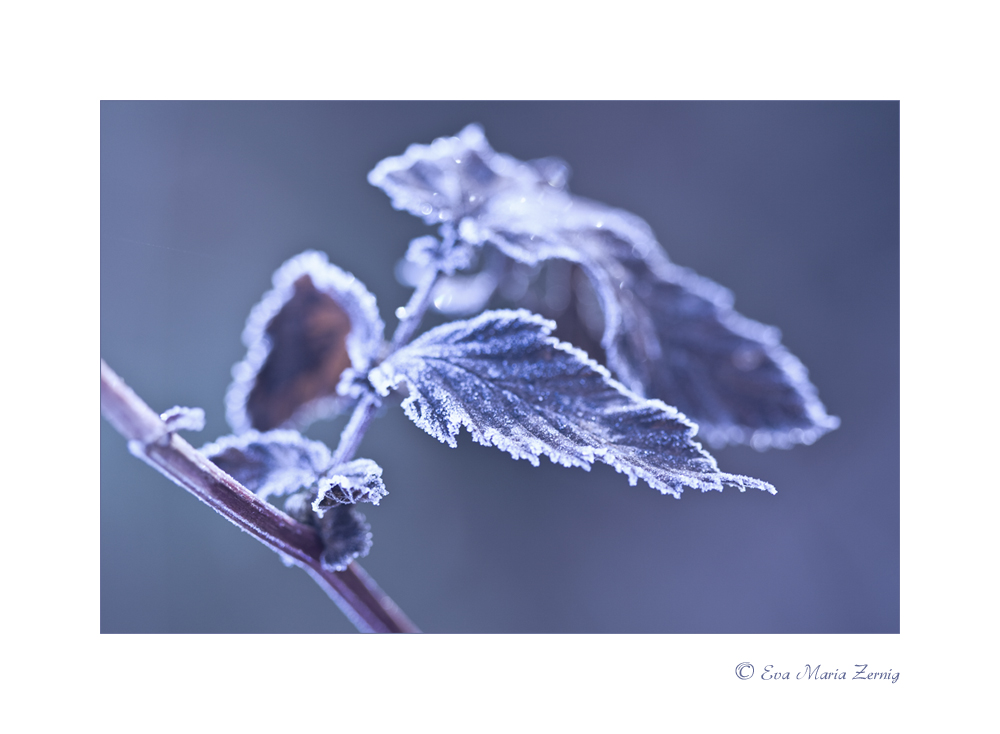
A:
[[101, 102, 898, 633]]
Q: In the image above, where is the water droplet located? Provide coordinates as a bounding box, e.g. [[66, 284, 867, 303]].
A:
[[395, 306, 407, 319], [420, 204, 433, 216]]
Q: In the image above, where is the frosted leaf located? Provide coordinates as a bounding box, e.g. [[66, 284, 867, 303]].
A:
[[498, 258, 606, 363], [160, 406, 206, 433], [369, 309, 774, 498], [434, 130, 840, 449], [312, 458, 387, 516], [486, 196, 841, 448], [200, 430, 333, 501], [225, 250, 385, 433], [319, 505, 372, 572], [370, 125, 836, 447], [367, 123, 566, 226], [588, 254, 842, 449]]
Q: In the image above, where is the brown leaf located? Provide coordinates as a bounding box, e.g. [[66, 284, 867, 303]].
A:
[[226, 251, 385, 434], [246, 275, 353, 431]]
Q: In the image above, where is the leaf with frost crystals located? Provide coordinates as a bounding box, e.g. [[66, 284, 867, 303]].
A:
[[477, 189, 841, 449], [226, 250, 385, 434], [369, 309, 773, 498], [496, 257, 607, 365], [445, 134, 839, 449], [370, 124, 837, 447], [319, 505, 372, 571], [200, 430, 333, 501], [312, 458, 387, 516], [367, 123, 568, 226]]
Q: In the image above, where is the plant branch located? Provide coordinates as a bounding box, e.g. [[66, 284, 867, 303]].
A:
[[100, 359, 419, 634], [329, 392, 381, 467]]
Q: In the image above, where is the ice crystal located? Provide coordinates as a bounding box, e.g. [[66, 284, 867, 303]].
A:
[[225, 251, 385, 433], [369, 309, 774, 498]]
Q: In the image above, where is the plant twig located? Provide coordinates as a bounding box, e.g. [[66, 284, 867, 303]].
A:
[[329, 392, 381, 467], [387, 259, 445, 354], [100, 359, 419, 634], [327, 263, 446, 472]]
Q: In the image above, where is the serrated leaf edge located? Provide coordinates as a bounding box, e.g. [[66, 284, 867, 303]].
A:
[[371, 309, 775, 497]]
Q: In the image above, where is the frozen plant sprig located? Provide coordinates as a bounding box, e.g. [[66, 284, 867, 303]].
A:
[[102, 124, 838, 632], [372, 124, 840, 449], [99, 360, 417, 632]]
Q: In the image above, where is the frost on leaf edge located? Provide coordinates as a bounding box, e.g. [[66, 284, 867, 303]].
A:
[[422, 127, 839, 451], [312, 457, 388, 516], [225, 250, 386, 434], [367, 123, 564, 227], [199, 429, 334, 500], [367, 124, 488, 224], [369, 308, 775, 498], [588, 254, 841, 451]]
